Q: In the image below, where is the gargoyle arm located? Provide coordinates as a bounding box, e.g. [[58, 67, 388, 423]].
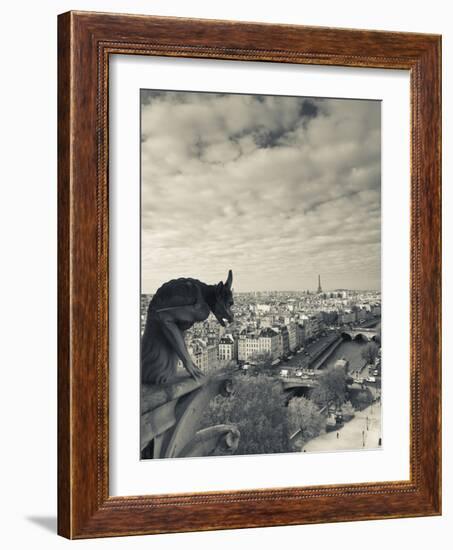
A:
[[154, 306, 204, 380]]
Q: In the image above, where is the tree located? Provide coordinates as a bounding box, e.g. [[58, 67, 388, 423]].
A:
[[288, 397, 325, 443], [374, 328, 382, 346], [311, 366, 347, 410], [200, 374, 290, 456], [350, 389, 373, 411], [341, 400, 355, 420], [361, 342, 379, 365], [249, 351, 273, 371]]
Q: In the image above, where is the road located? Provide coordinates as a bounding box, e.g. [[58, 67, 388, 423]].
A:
[[281, 317, 380, 373], [280, 332, 341, 371], [302, 401, 382, 452]]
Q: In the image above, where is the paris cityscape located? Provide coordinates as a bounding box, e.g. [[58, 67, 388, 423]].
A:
[[140, 276, 382, 455], [140, 89, 381, 458]]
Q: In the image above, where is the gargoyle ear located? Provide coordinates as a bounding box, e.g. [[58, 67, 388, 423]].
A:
[[225, 269, 233, 290], [216, 281, 224, 296]]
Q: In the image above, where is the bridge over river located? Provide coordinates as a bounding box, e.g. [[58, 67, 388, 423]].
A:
[[281, 376, 318, 391], [281, 375, 366, 394], [341, 328, 378, 342], [276, 319, 380, 376]]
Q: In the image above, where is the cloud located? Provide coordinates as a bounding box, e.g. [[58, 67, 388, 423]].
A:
[[141, 90, 381, 292]]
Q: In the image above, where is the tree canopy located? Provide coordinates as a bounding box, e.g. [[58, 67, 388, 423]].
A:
[[361, 342, 379, 365], [288, 397, 325, 444], [310, 366, 348, 410], [200, 374, 291, 456]]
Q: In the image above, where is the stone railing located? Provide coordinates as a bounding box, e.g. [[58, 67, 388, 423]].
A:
[[141, 372, 240, 459]]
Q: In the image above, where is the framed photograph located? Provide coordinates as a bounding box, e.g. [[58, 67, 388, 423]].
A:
[[58, 11, 441, 538]]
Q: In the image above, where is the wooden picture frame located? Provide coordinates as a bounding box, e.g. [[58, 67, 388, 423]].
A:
[[58, 10, 441, 539]]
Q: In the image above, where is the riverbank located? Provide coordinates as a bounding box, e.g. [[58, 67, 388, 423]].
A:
[[302, 401, 381, 452], [278, 317, 380, 373]]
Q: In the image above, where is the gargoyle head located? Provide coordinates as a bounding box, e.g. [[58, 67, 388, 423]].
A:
[[212, 270, 234, 327]]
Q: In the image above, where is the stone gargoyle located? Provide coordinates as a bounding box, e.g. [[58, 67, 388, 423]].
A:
[[141, 270, 234, 385]]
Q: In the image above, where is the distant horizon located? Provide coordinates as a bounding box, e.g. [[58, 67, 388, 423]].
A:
[[141, 285, 381, 295]]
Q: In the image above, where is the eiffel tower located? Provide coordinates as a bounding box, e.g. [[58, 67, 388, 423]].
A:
[[317, 274, 322, 294]]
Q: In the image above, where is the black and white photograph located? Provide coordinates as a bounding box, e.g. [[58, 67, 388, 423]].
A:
[[140, 89, 382, 459], [1, 1, 445, 545]]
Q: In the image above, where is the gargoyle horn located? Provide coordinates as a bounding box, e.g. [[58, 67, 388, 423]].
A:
[[225, 269, 233, 290]]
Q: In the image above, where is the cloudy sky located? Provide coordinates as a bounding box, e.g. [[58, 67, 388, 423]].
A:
[[141, 90, 381, 293]]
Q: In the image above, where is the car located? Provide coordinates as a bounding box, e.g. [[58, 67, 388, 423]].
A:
[[366, 376, 376, 383]]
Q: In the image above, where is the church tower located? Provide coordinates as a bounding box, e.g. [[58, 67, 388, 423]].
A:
[[317, 274, 322, 293]]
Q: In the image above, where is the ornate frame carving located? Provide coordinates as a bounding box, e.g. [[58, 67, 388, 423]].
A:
[[58, 11, 441, 538]]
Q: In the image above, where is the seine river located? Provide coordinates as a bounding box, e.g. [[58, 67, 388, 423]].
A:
[[323, 321, 381, 373], [281, 338, 367, 373], [323, 340, 368, 372], [280, 321, 380, 374]]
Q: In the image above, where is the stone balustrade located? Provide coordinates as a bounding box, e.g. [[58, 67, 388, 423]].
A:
[[141, 372, 239, 459]]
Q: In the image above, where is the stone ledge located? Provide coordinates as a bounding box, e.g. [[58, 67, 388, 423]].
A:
[[141, 371, 238, 459]]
